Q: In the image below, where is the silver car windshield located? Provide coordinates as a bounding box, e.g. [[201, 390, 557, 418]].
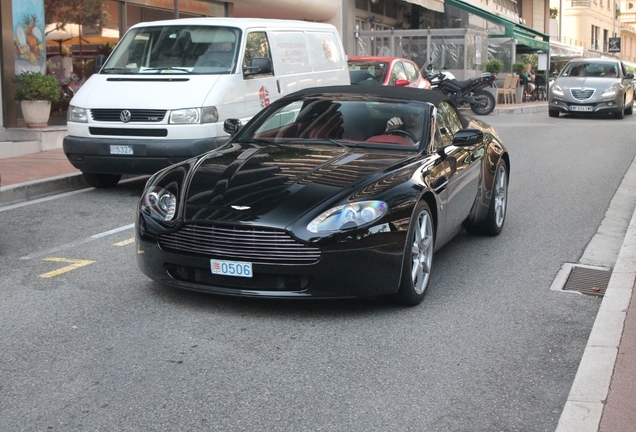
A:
[[101, 25, 240, 75], [561, 62, 619, 78]]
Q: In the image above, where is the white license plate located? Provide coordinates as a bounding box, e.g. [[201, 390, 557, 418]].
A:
[[210, 259, 253, 278], [570, 105, 593, 112], [110, 145, 133, 155]]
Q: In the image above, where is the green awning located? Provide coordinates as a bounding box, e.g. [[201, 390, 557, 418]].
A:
[[443, 0, 550, 53]]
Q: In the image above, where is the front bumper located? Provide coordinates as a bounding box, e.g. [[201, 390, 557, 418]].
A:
[[548, 97, 622, 114], [63, 135, 229, 175], [135, 215, 409, 300]]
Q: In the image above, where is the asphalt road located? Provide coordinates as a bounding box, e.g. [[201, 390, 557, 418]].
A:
[[1, 111, 635, 431]]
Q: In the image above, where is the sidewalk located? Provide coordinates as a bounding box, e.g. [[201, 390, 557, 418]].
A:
[[0, 102, 634, 431]]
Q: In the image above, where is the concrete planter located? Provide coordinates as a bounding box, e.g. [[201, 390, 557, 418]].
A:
[[20, 100, 52, 128]]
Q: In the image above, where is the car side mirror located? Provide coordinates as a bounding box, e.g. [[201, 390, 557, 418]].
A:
[[626, 73, 635, 80], [223, 118, 242, 135], [243, 57, 273, 76], [452, 129, 483, 146], [395, 79, 410, 87]]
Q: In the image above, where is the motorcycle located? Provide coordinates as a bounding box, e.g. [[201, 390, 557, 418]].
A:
[[423, 64, 497, 116]]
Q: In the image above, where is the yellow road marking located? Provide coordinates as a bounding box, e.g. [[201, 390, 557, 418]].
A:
[[39, 258, 96, 279], [113, 237, 135, 246]]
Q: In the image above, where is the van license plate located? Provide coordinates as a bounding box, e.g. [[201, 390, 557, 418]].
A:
[[211, 259, 253, 278], [110, 145, 133, 155], [570, 106, 593, 112]]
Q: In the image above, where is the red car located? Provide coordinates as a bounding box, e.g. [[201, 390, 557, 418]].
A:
[[348, 56, 431, 90]]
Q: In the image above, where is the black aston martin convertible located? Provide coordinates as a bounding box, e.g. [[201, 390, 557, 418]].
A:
[[136, 86, 509, 305]]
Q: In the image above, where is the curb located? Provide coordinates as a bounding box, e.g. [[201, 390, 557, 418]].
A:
[[0, 173, 89, 207], [555, 155, 636, 431]]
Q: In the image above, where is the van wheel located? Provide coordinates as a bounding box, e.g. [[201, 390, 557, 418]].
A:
[[82, 172, 122, 188]]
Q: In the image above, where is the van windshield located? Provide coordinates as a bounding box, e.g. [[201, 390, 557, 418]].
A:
[[101, 25, 241, 75]]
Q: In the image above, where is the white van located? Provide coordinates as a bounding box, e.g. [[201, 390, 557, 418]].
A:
[[63, 18, 350, 187]]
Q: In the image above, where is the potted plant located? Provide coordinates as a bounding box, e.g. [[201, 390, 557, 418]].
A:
[[484, 59, 503, 102], [13, 71, 60, 128]]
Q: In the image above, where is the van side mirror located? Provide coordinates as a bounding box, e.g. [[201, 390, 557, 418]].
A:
[[243, 57, 273, 76], [223, 118, 243, 135], [95, 54, 106, 72]]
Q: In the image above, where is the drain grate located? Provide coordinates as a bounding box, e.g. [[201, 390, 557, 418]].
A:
[[562, 266, 612, 296]]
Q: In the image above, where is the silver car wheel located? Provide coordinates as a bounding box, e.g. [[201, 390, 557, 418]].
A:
[[411, 209, 434, 295], [494, 164, 508, 227]]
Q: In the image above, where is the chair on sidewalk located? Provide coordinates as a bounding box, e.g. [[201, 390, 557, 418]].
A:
[[498, 75, 512, 104], [500, 75, 518, 104], [533, 75, 547, 101]]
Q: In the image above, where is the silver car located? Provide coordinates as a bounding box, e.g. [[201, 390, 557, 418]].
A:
[[548, 58, 635, 119]]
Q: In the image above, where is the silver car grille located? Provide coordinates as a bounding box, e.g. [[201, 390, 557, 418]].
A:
[[159, 225, 321, 264], [570, 88, 595, 101]]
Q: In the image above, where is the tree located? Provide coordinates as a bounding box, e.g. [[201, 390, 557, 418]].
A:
[[44, 0, 107, 30]]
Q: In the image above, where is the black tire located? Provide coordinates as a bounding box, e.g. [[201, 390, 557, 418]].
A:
[[626, 100, 633, 115], [470, 90, 496, 115], [82, 172, 122, 188], [549, 110, 559, 118], [468, 161, 508, 236], [393, 201, 435, 306]]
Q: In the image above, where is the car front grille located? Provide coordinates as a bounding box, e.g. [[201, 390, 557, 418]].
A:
[[570, 88, 595, 100], [159, 225, 321, 264], [91, 109, 167, 122]]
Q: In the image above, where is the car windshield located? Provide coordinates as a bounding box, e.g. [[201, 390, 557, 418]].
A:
[[101, 25, 240, 75], [348, 61, 389, 84], [238, 96, 430, 150], [561, 61, 619, 78]]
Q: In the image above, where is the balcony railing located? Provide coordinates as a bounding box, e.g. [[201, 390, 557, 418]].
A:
[[571, 0, 592, 6]]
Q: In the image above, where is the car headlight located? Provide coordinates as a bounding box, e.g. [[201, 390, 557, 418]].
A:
[[551, 84, 564, 96], [143, 186, 177, 221], [140, 164, 188, 223], [67, 105, 88, 123], [602, 86, 619, 97], [169, 106, 218, 124], [307, 201, 388, 233]]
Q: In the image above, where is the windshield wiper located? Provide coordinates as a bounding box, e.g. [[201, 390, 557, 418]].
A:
[[141, 67, 192, 74], [101, 67, 135, 74]]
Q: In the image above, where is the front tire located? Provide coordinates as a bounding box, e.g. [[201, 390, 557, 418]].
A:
[[82, 172, 122, 188], [394, 201, 435, 306], [470, 90, 496, 115]]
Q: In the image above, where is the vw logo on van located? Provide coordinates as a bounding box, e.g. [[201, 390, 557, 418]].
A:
[[120, 110, 132, 123]]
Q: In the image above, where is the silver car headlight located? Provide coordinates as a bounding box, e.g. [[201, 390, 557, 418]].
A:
[[143, 186, 177, 221], [551, 84, 564, 97], [67, 105, 88, 123], [307, 201, 388, 233], [169, 106, 218, 124], [602, 85, 619, 97]]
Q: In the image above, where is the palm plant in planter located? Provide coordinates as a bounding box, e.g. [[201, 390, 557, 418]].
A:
[[14, 71, 60, 128]]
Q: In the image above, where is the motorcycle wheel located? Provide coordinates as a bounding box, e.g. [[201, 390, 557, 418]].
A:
[[470, 90, 496, 116]]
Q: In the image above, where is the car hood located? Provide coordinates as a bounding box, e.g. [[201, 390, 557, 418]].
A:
[[555, 76, 620, 89], [182, 143, 414, 227]]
